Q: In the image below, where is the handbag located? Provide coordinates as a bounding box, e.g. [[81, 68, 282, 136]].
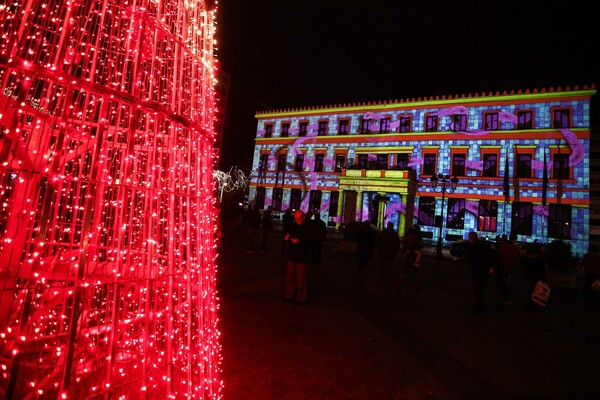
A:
[[531, 280, 551, 307]]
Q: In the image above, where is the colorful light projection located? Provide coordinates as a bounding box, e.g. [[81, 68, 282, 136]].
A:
[[0, 0, 221, 399]]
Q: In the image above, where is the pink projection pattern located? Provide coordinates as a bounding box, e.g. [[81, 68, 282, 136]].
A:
[[0, 1, 221, 399]]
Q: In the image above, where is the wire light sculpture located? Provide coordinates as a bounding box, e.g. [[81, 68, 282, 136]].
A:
[[214, 166, 249, 202], [0, 0, 221, 398]]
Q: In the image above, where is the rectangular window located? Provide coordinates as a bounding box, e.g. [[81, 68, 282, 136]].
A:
[[335, 154, 346, 172], [361, 118, 371, 134], [552, 108, 571, 128], [451, 154, 466, 176], [398, 115, 412, 133], [272, 188, 283, 211], [511, 202, 533, 236], [477, 200, 498, 232], [255, 186, 266, 209], [376, 154, 388, 169], [290, 189, 302, 211], [314, 154, 324, 172], [423, 153, 437, 175], [380, 117, 391, 133], [425, 115, 438, 132], [452, 114, 467, 131], [548, 204, 571, 239], [281, 122, 290, 137], [484, 112, 499, 130], [259, 154, 269, 172], [294, 154, 304, 172], [299, 121, 308, 137], [446, 198, 465, 229], [417, 196, 436, 226], [482, 154, 497, 177], [357, 154, 368, 169], [396, 153, 409, 169], [516, 110, 533, 129], [516, 154, 532, 178], [328, 191, 339, 225], [552, 153, 570, 179], [318, 120, 328, 136], [264, 123, 273, 138], [309, 190, 322, 214], [338, 119, 349, 135], [277, 153, 287, 171]]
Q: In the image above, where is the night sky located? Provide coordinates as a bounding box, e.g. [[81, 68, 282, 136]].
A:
[[215, 0, 598, 172]]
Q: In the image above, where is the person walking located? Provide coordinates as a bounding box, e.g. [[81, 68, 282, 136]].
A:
[[376, 222, 400, 286], [497, 233, 520, 305], [398, 225, 422, 289], [281, 208, 293, 255], [355, 220, 375, 275], [467, 231, 493, 314], [308, 213, 327, 264], [260, 205, 273, 253], [283, 210, 310, 304]]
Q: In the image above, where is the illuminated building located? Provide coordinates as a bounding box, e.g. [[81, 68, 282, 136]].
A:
[[0, 0, 221, 399], [250, 85, 596, 257]]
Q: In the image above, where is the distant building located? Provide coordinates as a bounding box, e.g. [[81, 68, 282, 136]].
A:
[[249, 85, 596, 256]]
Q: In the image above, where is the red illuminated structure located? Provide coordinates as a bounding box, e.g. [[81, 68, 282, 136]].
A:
[[0, 1, 221, 398]]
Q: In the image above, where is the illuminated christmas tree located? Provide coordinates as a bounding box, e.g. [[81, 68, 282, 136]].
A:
[[0, 0, 221, 398]]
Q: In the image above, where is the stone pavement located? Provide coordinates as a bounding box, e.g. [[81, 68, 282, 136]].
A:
[[217, 227, 600, 400]]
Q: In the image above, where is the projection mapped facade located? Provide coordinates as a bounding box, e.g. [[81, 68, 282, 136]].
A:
[[0, 0, 221, 398], [250, 86, 595, 257]]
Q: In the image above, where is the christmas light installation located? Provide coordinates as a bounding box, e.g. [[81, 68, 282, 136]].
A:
[[0, 0, 221, 399]]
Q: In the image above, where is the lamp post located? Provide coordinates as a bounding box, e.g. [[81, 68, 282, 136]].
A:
[[430, 173, 459, 259]]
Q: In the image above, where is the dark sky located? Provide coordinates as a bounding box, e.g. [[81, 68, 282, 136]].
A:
[[216, 0, 598, 171]]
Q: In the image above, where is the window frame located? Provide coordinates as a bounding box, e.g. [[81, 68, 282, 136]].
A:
[[360, 118, 371, 134], [264, 123, 273, 138], [515, 151, 533, 178], [511, 201, 533, 236], [398, 115, 412, 133], [483, 111, 500, 131], [309, 190, 322, 215], [294, 154, 304, 172], [298, 121, 308, 137], [424, 114, 439, 132], [417, 196, 436, 227], [422, 152, 437, 176], [552, 107, 571, 129], [272, 187, 283, 211], [289, 188, 302, 211], [317, 120, 329, 136], [280, 122, 290, 137], [477, 200, 498, 232], [379, 117, 391, 133], [255, 186, 266, 209], [451, 153, 466, 177], [314, 153, 325, 172], [335, 154, 346, 172], [277, 153, 287, 172], [452, 114, 467, 131], [446, 198, 465, 229], [338, 118, 350, 135], [551, 152, 570, 179], [516, 110, 533, 130], [548, 204, 571, 239]]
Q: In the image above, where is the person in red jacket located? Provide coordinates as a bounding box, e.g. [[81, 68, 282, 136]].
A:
[[498, 233, 520, 305]]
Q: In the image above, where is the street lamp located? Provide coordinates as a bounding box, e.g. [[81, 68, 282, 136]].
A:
[[430, 173, 459, 259]]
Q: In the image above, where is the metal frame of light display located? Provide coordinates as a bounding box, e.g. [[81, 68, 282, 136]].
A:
[[0, 0, 221, 399]]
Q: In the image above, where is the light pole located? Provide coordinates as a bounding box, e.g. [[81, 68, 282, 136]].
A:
[[430, 173, 459, 259]]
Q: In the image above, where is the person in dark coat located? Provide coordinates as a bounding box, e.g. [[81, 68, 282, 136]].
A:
[[355, 220, 375, 275], [467, 231, 493, 314], [281, 208, 293, 255], [376, 222, 400, 284], [261, 205, 273, 252], [283, 210, 310, 304], [497, 233, 520, 305], [522, 241, 547, 308], [307, 213, 327, 264]]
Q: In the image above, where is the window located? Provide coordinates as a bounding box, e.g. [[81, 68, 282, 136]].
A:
[[264, 123, 273, 138], [451, 153, 466, 176], [425, 115, 438, 132], [516, 154, 532, 178], [289, 189, 302, 211], [548, 204, 571, 239], [318, 120, 328, 136], [452, 114, 467, 131], [259, 154, 269, 172], [294, 154, 304, 172], [423, 153, 437, 175], [482, 154, 497, 177], [398, 115, 412, 133], [309, 190, 322, 214], [552, 153, 570, 179], [272, 188, 283, 211], [338, 119, 349, 135], [483, 112, 499, 130], [552, 108, 571, 128], [516, 110, 533, 129], [511, 202, 533, 236], [396, 153, 409, 169], [446, 198, 465, 229], [357, 154, 368, 169], [335, 154, 346, 172], [360, 118, 371, 134], [376, 154, 388, 169], [281, 122, 290, 137], [314, 154, 324, 172], [277, 153, 287, 171], [298, 121, 308, 137], [255, 186, 266, 209], [477, 200, 498, 232], [380, 117, 391, 133], [417, 196, 436, 226], [328, 191, 340, 224]]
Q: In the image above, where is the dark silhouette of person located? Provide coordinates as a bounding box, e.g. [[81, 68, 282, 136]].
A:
[[398, 225, 422, 288], [281, 208, 293, 255], [497, 233, 520, 305], [522, 241, 547, 308], [283, 210, 310, 304], [355, 220, 375, 275], [261, 205, 273, 252], [243, 204, 261, 253], [376, 221, 400, 285], [467, 231, 493, 314], [307, 213, 327, 264]]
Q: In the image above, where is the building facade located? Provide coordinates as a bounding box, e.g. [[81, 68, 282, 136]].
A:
[[249, 85, 596, 257]]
